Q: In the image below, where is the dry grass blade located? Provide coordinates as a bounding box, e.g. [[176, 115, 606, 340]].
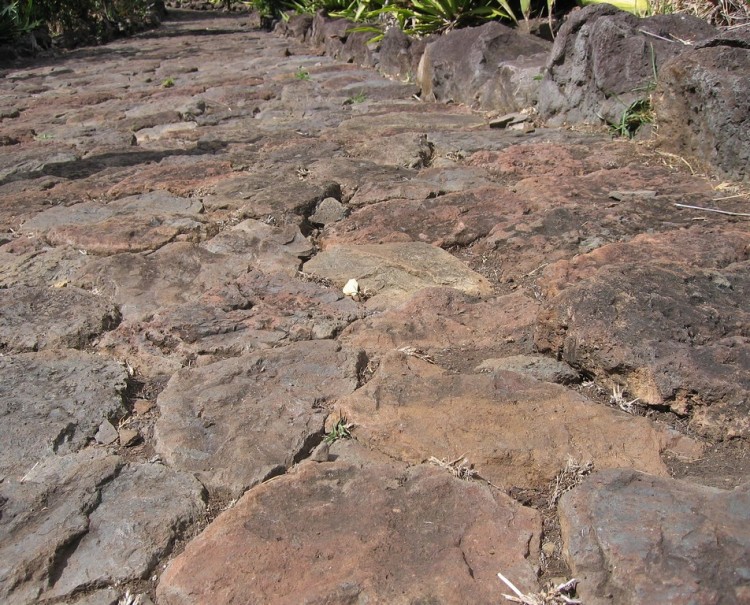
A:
[[428, 454, 478, 480], [610, 384, 641, 414], [548, 457, 594, 507], [397, 346, 435, 364], [498, 572, 582, 604], [674, 203, 750, 218]]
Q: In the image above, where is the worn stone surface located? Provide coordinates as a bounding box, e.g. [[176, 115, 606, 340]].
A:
[[333, 351, 700, 491], [340, 287, 540, 366], [0, 450, 204, 605], [0, 285, 120, 352], [0, 351, 128, 478], [655, 27, 750, 181], [475, 355, 580, 385], [560, 469, 750, 605], [157, 442, 542, 604], [96, 269, 362, 377], [538, 4, 717, 126], [154, 340, 361, 497], [321, 186, 525, 248]]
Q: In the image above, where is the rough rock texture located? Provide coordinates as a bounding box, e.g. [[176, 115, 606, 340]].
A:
[[339, 287, 540, 364], [154, 340, 362, 497], [157, 442, 542, 605], [333, 351, 700, 491], [0, 285, 120, 352], [44, 462, 205, 600], [535, 228, 750, 439], [0, 351, 128, 478], [96, 269, 362, 377], [418, 21, 551, 111], [0, 451, 204, 604], [560, 469, 750, 605], [655, 27, 750, 181], [538, 4, 717, 126]]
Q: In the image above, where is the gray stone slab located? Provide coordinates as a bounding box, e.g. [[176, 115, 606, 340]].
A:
[[0, 285, 119, 352], [0, 350, 128, 478], [154, 340, 361, 498]]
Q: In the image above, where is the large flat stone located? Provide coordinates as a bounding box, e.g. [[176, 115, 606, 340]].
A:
[[21, 191, 207, 255], [333, 351, 700, 491], [340, 287, 539, 365], [154, 340, 361, 497], [560, 469, 750, 604], [321, 186, 524, 249], [0, 285, 119, 352], [0, 350, 128, 478], [157, 442, 542, 604], [303, 242, 492, 308]]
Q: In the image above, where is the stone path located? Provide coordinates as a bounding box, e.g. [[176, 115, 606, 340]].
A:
[[1, 9, 749, 605]]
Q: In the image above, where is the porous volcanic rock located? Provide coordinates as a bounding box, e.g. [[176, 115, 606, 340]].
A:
[[418, 21, 551, 111], [0, 285, 120, 352], [538, 4, 716, 126], [154, 340, 362, 497], [655, 27, 750, 181], [332, 351, 700, 491], [560, 469, 750, 604], [157, 442, 542, 604]]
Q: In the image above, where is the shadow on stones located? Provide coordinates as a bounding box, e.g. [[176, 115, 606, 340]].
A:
[[37, 146, 226, 182]]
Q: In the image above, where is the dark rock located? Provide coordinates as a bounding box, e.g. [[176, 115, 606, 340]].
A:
[[538, 4, 717, 126], [475, 355, 580, 384], [154, 340, 361, 497], [378, 26, 431, 81], [157, 442, 542, 604], [655, 26, 750, 181], [309, 196, 346, 225], [0, 351, 128, 478], [274, 13, 314, 41], [560, 469, 750, 605], [309, 12, 354, 58], [417, 21, 551, 111], [0, 285, 120, 352]]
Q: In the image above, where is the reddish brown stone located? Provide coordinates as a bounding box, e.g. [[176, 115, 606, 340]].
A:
[[157, 443, 542, 605]]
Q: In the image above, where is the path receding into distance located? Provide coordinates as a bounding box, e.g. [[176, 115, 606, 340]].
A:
[[1, 9, 749, 605]]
